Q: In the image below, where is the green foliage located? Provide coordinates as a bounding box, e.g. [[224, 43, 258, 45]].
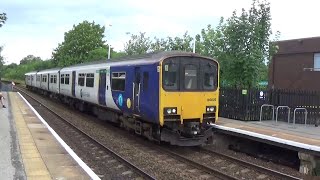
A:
[[20, 55, 42, 65], [0, 46, 5, 77], [124, 32, 152, 55], [2, 55, 54, 80], [0, 12, 7, 28], [52, 20, 106, 67], [124, 31, 194, 55], [197, 0, 278, 88]]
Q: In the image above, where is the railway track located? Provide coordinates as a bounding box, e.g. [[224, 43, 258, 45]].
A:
[[15, 85, 303, 180], [159, 146, 302, 180], [199, 148, 302, 180], [17, 87, 155, 180]]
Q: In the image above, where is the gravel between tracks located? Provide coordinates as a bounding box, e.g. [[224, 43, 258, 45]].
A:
[[21, 90, 304, 180]]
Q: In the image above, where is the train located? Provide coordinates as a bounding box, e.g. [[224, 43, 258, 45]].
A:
[[25, 51, 219, 146]]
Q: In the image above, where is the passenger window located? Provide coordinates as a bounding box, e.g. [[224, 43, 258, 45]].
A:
[[65, 74, 70, 85], [184, 64, 198, 90], [61, 74, 65, 84], [143, 72, 149, 91], [54, 75, 57, 84], [86, 73, 94, 87], [42, 75, 47, 82], [112, 72, 126, 91], [78, 73, 85, 86], [163, 63, 178, 90]]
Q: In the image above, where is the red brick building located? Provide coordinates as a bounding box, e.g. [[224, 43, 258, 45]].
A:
[[269, 36, 320, 91]]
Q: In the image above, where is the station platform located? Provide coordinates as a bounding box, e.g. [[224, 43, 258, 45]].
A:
[[213, 117, 320, 175], [0, 91, 97, 180], [213, 117, 320, 154]]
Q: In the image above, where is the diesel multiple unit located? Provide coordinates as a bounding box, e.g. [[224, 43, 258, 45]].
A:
[[25, 51, 219, 146]]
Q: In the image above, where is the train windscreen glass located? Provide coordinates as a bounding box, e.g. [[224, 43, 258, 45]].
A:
[[184, 64, 198, 90], [163, 63, 179, 90], [162, 56, 217, 91]]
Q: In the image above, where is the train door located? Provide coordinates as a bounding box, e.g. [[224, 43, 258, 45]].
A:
[[133, 67, 141, 112], [47, 73, 50, 91], [72, 71, 76, 97], [40, 74, 43, 89], [98, 70, 107, 105]]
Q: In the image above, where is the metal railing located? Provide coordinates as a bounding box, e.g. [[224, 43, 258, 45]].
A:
[[293, 108, 308, 127], [275, 106, 290, 124], [260, 104, 275, 122]]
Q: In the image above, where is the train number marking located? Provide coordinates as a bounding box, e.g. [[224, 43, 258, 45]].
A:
[[207, 98, 216, 102]]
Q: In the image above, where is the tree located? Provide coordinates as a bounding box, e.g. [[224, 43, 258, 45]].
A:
[[52, 20, 106, 67], [198, 0, 279, 88], [124, 32, 152, 55], [0, 13, 7, 28], [124, 31, 194, 55], [19, 55, 42, 65]]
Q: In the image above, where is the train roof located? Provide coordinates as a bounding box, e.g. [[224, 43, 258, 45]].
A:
[[60, 51, 201, 71], [25, 71, 38, 75], [36, 68, 62, 74]]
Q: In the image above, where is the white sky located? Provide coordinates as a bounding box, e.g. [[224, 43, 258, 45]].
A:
[[1, 0, 320, 64]]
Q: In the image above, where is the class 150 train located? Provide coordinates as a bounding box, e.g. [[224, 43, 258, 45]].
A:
[[25, 51, 219, 146]]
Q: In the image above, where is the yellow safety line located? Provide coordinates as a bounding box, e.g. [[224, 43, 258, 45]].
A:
[[9, 92, 52, 180]]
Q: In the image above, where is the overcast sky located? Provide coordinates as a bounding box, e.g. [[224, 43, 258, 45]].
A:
[[1, 0, 320, 64]]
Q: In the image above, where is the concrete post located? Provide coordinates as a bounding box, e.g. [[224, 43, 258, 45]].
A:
[[298, 152, 320, 176]]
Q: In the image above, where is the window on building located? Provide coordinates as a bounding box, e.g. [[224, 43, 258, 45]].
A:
[[86, 73, 94, 87], [314, 53, 320, 71], [78, 73, 85, 86], [60, 74, 65, 84], [65, 74, 70, 85], [111, 72, 126, 91]]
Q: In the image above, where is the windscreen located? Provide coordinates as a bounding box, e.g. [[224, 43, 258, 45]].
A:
[[162, 56, 218, 91]]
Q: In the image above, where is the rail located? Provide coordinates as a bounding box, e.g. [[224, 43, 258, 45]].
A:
[[260, 104, 275, 122], [293, 108, 308, 127], [16, 87, 156, 180], [275, 106, 290, 124]]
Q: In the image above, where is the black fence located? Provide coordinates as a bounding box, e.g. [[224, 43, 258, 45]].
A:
[[219, 88, 320, 125]]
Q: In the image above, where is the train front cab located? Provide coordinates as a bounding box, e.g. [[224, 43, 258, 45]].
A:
[[159, 55, 219, 146]]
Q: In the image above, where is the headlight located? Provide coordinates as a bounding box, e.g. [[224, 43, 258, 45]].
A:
[[164, 107, 177, 115], [206, 106, 216, 113]]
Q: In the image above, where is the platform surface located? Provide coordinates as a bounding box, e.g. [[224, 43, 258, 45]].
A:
[[0, 91, 91, 180], [215, 117, 320, 153]]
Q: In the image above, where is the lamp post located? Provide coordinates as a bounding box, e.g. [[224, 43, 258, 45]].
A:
[[106, 24, 112, 59], [193, 35, 196, 53]]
